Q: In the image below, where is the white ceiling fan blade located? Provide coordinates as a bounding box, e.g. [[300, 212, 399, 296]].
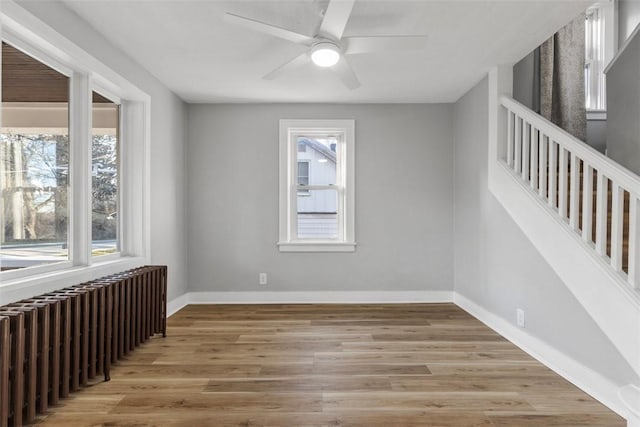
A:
[[344, 36, 428, 55], [263, 51, 311, 80], [318, 0, 355, 40], [225, 13, 315, 45], [333, 57, 360, 90]]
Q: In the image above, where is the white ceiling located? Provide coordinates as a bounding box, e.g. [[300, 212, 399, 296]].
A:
[[62, 0, 591, 103]]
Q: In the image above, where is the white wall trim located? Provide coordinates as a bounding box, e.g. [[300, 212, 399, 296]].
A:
[[168, 290, 452, 309], [167, 292, 189, 317], [453, 292, 629, 419]]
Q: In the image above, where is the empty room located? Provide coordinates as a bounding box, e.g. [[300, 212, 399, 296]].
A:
[[0, 0, 639, 426]]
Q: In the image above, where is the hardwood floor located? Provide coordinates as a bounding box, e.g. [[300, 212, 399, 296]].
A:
[[34, 304, 624, 426]]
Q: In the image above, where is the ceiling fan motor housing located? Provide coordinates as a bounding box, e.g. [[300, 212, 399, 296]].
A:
[[311, 41, 341, 67]]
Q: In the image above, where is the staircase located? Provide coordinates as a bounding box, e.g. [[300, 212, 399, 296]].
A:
[[488, 67, 640, 426], [501, 96, 639, 290]]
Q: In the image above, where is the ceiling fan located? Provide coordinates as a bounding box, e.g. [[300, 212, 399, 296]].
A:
[[224, 0, 427, 90]]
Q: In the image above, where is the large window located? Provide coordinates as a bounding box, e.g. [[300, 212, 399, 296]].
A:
[[0, 5, 150, 286], [278, 119, 355, 252]]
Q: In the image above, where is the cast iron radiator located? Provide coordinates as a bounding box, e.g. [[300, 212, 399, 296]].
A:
[[0, 265, 167, 427]]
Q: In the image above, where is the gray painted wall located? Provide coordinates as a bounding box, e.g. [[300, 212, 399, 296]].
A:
[[187, 104, 453, 293], [606, 27, 640, 175], [453, 77, 639, 386], [20, 1, 189, 301], [513, 51, 537, 111], [619, 0, 640, 44]]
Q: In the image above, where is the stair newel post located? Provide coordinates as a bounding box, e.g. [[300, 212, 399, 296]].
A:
[[629, 195, 640, 288], [488, 65, 513, 192], [582, 164, 594, 243]]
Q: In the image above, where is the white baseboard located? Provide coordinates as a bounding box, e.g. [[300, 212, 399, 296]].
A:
[[453, 292, 628, 419], [184, 290, 453, 305], [167, 292, 189, 317]]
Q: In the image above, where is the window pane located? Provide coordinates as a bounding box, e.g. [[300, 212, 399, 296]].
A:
[[92, 92, 119, 256], [296, 136, 337, 186], [297, 161, 309, 185], [1, 42, 70, 271], [297, 188, 337, 239]]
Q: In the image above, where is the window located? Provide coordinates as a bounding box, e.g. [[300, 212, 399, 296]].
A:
[[278, 119, 355, 252], [1, 41, 71, 270], [92, 92, 120, 257], [585, 1, 616, 113], [0, 4, 150, 286]]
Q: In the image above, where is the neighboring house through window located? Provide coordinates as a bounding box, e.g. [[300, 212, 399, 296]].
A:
[[279, 119, 355, 252]]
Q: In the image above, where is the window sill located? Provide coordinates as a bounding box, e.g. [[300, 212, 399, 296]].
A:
[[0, 255, 148, 303], [277, 241, 357, 252], [587, 110, 607, 120]]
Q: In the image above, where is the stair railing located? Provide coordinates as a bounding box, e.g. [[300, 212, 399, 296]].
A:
[[500, 96, 640, 290]]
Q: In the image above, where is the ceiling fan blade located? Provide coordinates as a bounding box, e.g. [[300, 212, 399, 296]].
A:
[[333, 57, 360, 90], [225, 13, 315, 45], [318, 0, 355, 40], [263, 51, 311, 80], [344, 36, 428, 55]]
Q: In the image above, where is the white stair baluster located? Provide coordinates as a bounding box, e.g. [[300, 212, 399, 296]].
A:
[[507, 110, 514, 167], [582, 164, 594, 243], [558, 146, 568, 219], [548, 140, 558, 209], [610, 183, 624, 272], [539, 134, 548, 200], [595, 171, 608, 256], [629, 195, 640, 288], [522, 121, 530, 182], [569, 153, 580, 230], [530, 126, 538, 191]]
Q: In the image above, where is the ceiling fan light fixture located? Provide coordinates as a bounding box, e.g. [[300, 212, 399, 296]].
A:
[[311, 42, 341, 67]]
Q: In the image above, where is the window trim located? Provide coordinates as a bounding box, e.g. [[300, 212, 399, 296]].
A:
[[585, 1, 617, 112], [278, 119, 356, 253], [0, 1, 151, 294]]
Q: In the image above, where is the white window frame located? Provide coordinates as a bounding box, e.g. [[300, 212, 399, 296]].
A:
[[0, 1, 151, 301], [278, 119, 355, 252], [585, 0, 617, 116], [90, 86, 122, 260]]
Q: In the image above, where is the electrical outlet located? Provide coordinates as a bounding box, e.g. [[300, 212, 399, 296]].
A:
[[259, 273, 268, 285], [516, 308, 525, 328]]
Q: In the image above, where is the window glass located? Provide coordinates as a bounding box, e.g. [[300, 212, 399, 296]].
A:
[[1, 42, 70, 270], [585, 7, 605, 110], [297, 188, 338, 239], [297, 161, 309, 186], [91, 92, 119, 256]]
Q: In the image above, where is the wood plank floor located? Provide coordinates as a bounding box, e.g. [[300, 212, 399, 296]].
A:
[[34, 303, 624, 426]]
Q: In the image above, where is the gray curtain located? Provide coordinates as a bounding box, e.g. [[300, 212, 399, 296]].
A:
[[539, 13, 587, 141]]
